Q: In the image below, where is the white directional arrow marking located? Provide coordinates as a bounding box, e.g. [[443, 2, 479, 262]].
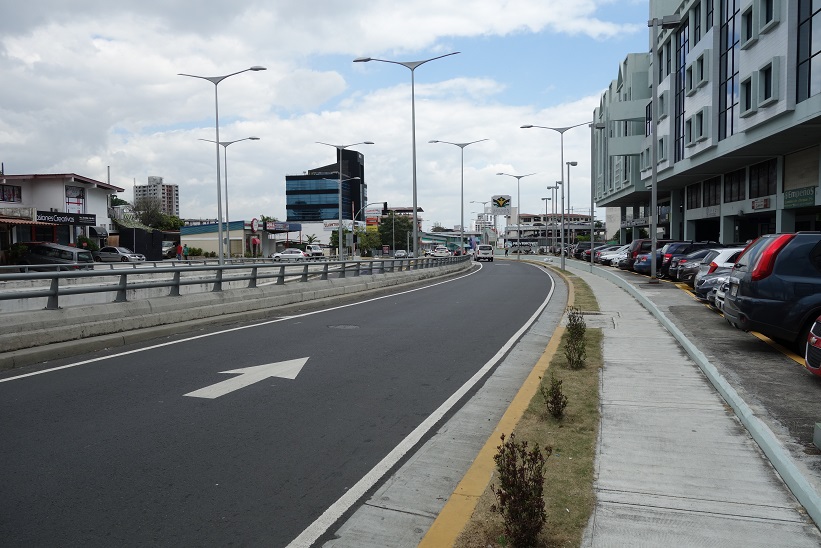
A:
[[184, 357, 309, 399]]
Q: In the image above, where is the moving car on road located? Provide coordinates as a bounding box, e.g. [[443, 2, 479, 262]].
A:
[[272, 248, 308, 261], [432, 246, 451, 257], [475, 244, 494, 262]]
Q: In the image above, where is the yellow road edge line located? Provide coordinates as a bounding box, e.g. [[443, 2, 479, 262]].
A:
[[418, 272, 571, 547]]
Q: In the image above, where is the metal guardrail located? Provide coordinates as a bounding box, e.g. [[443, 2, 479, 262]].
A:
[[0, 255, 471, 311]]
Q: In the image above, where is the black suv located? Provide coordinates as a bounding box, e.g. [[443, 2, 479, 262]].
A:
[[659, 241, 721, 278], [723, 232, 821, 354]]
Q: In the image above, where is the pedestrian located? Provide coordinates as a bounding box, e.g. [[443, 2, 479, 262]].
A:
[[176, 243, 182, 260], [182, 244, 189, 261], [505, 247, 509, 257]]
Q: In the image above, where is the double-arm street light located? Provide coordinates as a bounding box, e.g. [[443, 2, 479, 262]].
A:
[[497, 172, 536, 259], [198, 136, 260, 256], [317, 141, 374, 259], [179, 65, 266, 265], [521, 121, 590, 270], [429, 139, 488, 254], [354, 52, 460, 258]]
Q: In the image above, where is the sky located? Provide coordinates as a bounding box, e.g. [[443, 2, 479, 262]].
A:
[[0, 0, 651, 232]]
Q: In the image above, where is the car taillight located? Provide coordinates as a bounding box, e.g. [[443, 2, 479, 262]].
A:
[[663, 253, 672, 264], [679, 259, 688, 264], [751, 234, 794, 281], [707, 261, 718, 274]]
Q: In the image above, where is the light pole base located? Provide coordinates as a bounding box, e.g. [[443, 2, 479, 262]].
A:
[[648, 277, 660, 285]]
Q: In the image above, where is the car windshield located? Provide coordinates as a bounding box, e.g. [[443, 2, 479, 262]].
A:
[[76, 251, 94, 262], [115, 247, 133, 253]]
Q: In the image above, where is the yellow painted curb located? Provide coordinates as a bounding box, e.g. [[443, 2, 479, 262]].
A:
[[418, 270, 572, 547]]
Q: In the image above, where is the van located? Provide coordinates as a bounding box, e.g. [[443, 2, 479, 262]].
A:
[[475, 244, 494, 262], [18, 242, 95, 271]]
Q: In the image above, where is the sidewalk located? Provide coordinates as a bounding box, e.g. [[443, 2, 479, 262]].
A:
[[569, 265, 821, 546]]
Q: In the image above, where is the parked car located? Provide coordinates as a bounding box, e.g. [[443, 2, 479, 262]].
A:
[[599, 244, 630, 266], [667, 248, 715, 282], [394, 249, 408, 259], [694, 271, 732, 303], [803, 315, 821, 377], [590, 244, 621, 263], [572, 241, 593, 259], [724, 232, 821, 355], [692, 247, 745, 288], [161, 241, 177, 259], [18, 242, 95, 271], [271, 248, 308, 261], [632, 250, 663, 275], [94, 246, 146, 262], [432, 246, 451, 257], [475, 244, 494, 262], [659, 241, 721, 278], [625, 239, 676, 271]]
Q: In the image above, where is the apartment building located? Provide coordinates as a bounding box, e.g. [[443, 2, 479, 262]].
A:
[[133, 176, 180, 217], [594, 0, 821, 245]]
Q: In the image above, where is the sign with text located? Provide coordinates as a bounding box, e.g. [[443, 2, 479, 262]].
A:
[[784, 186, 816, 209], [36, 211, 96, 225]]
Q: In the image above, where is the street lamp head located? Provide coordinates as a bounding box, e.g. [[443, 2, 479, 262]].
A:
[[363, 141, 374, 145], [568, 161, 578, 166], [249, 137, 260, 141], [520, 125, 534, 129], [249, 66, 267, 71], [353, 57, 371, 63], [429, 140, 440, 143]]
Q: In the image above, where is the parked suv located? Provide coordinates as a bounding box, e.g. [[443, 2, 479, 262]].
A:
[[18, 242, 95, 271], [723, 232, 821, 354], [625, 239, 675, 271], [659, 241, 721, 278]]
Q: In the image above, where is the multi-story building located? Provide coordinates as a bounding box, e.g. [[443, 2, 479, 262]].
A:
[[133, 176, 179, 217], [285, 149, 367, 224], [594, 0, 821, 245]]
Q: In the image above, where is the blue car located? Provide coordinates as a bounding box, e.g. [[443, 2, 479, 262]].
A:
[[632, 250, 663, 275]]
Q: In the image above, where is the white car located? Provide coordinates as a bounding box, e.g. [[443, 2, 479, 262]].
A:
[[432, 246, 451, 257], [599, 244, 630, 266], [693, 247, 745, 287], [475, 244, 494, 262], [94, 246, 146, 262], [272, 248, 308, 261]]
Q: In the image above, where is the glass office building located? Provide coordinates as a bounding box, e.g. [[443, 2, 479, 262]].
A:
[[286, 149, 367, 223]]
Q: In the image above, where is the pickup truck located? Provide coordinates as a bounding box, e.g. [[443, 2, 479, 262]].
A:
[[304, 244, 325, 260]]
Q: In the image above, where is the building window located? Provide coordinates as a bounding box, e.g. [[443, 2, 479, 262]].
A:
[[719, 0, 741, 140], [758, 58, 779, 106], [658, 90, 669, 120], [658, 136, 667, 160], [740, 76, 756, 115], [741, 6, 757, 48], [693, 2, 702, 44], [674, 20, 690, 161], [798, 0, 821, 102], [695, 107, 709, 141], [749, 158, 778, 198], [723, 168, 747, 203], [645, 101, 652, 137], [0, 184, 22, 203], [759, 0, 779, 33], [703, 176, 722, 206], [707, 0, 714, 29], [687, 183, 702, 209]]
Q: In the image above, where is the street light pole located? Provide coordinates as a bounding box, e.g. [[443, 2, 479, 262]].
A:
[[541, 197, 551, 250], [199, 136, 260, 257], [354, 52, 460, 258], [470, 200, 490, 244], [521, 121, 589, 270], [179, 66, 266, 265], [316, 141, 374, 259], [497, 172, 536, 260], [429, 139, 488, 255], [545, 185, 559, 253]]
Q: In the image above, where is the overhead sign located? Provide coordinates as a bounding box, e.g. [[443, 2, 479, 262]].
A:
[[491, 195, 511, 215]]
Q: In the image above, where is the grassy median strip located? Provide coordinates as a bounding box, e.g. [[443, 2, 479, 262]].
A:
[[454, 271, 602, 548]]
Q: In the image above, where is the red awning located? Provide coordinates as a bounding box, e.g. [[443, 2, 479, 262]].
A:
[[0, 216, 56, 226]]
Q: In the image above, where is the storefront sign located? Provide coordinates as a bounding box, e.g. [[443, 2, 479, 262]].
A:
[[36, 211, 96, 225], [784, 186, 817, 209], [751, 197, 770, 210], [705, 206, 720, 217], [491, 195, 511, 215]]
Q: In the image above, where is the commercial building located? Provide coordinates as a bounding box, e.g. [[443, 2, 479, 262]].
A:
[[0, 173, 123, 263], [133, 176, 179, 217], [594, 0, 821, 245]]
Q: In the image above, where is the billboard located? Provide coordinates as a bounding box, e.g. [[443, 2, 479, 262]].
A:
[[491, 195, 512, 215]]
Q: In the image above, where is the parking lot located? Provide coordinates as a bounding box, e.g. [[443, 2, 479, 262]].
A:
[[559, 254, 821, 491]]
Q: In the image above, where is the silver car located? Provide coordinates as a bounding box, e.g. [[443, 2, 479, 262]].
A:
[[272, 248, 308, 261], [94, 246, 146, 262]]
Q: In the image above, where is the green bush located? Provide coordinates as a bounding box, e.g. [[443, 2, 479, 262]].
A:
[[491, 433, 551, 547], [564, 306, 587, 369], [540, 373, 568, 419]]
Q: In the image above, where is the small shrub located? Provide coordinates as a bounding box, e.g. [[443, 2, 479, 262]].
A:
[[564, 306, 587, 369], [491, 433, 551, 547], [540, 373, 568, 419]]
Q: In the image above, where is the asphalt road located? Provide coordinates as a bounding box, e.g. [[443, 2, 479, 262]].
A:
[[0, 260, 554, 547]]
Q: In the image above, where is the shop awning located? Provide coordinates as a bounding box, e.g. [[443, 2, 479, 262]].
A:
[[0, 216, 56, 226], [89, 225, 108, 237]]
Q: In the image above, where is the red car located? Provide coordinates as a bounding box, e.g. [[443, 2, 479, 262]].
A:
[[804, 316, 821, 377]]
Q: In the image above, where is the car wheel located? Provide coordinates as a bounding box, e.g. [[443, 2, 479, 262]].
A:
[[274, 257, 281, 261], [796, 320, 814, 357], [121, 257, 128, 262], [94, 256, 102, 262]]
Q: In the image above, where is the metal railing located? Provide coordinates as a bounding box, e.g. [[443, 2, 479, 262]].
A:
[[0, 255, 471, 311]]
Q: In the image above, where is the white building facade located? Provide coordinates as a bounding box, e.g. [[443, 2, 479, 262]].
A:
[[595, 0, 821, 244]]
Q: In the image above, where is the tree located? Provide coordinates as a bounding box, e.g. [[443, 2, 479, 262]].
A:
[[356, 228, 382, 256], [306, 234, 319, 244], [378, 213, 413, 250], [131, 197, 165, 228], [110, 195, 129, 207]]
